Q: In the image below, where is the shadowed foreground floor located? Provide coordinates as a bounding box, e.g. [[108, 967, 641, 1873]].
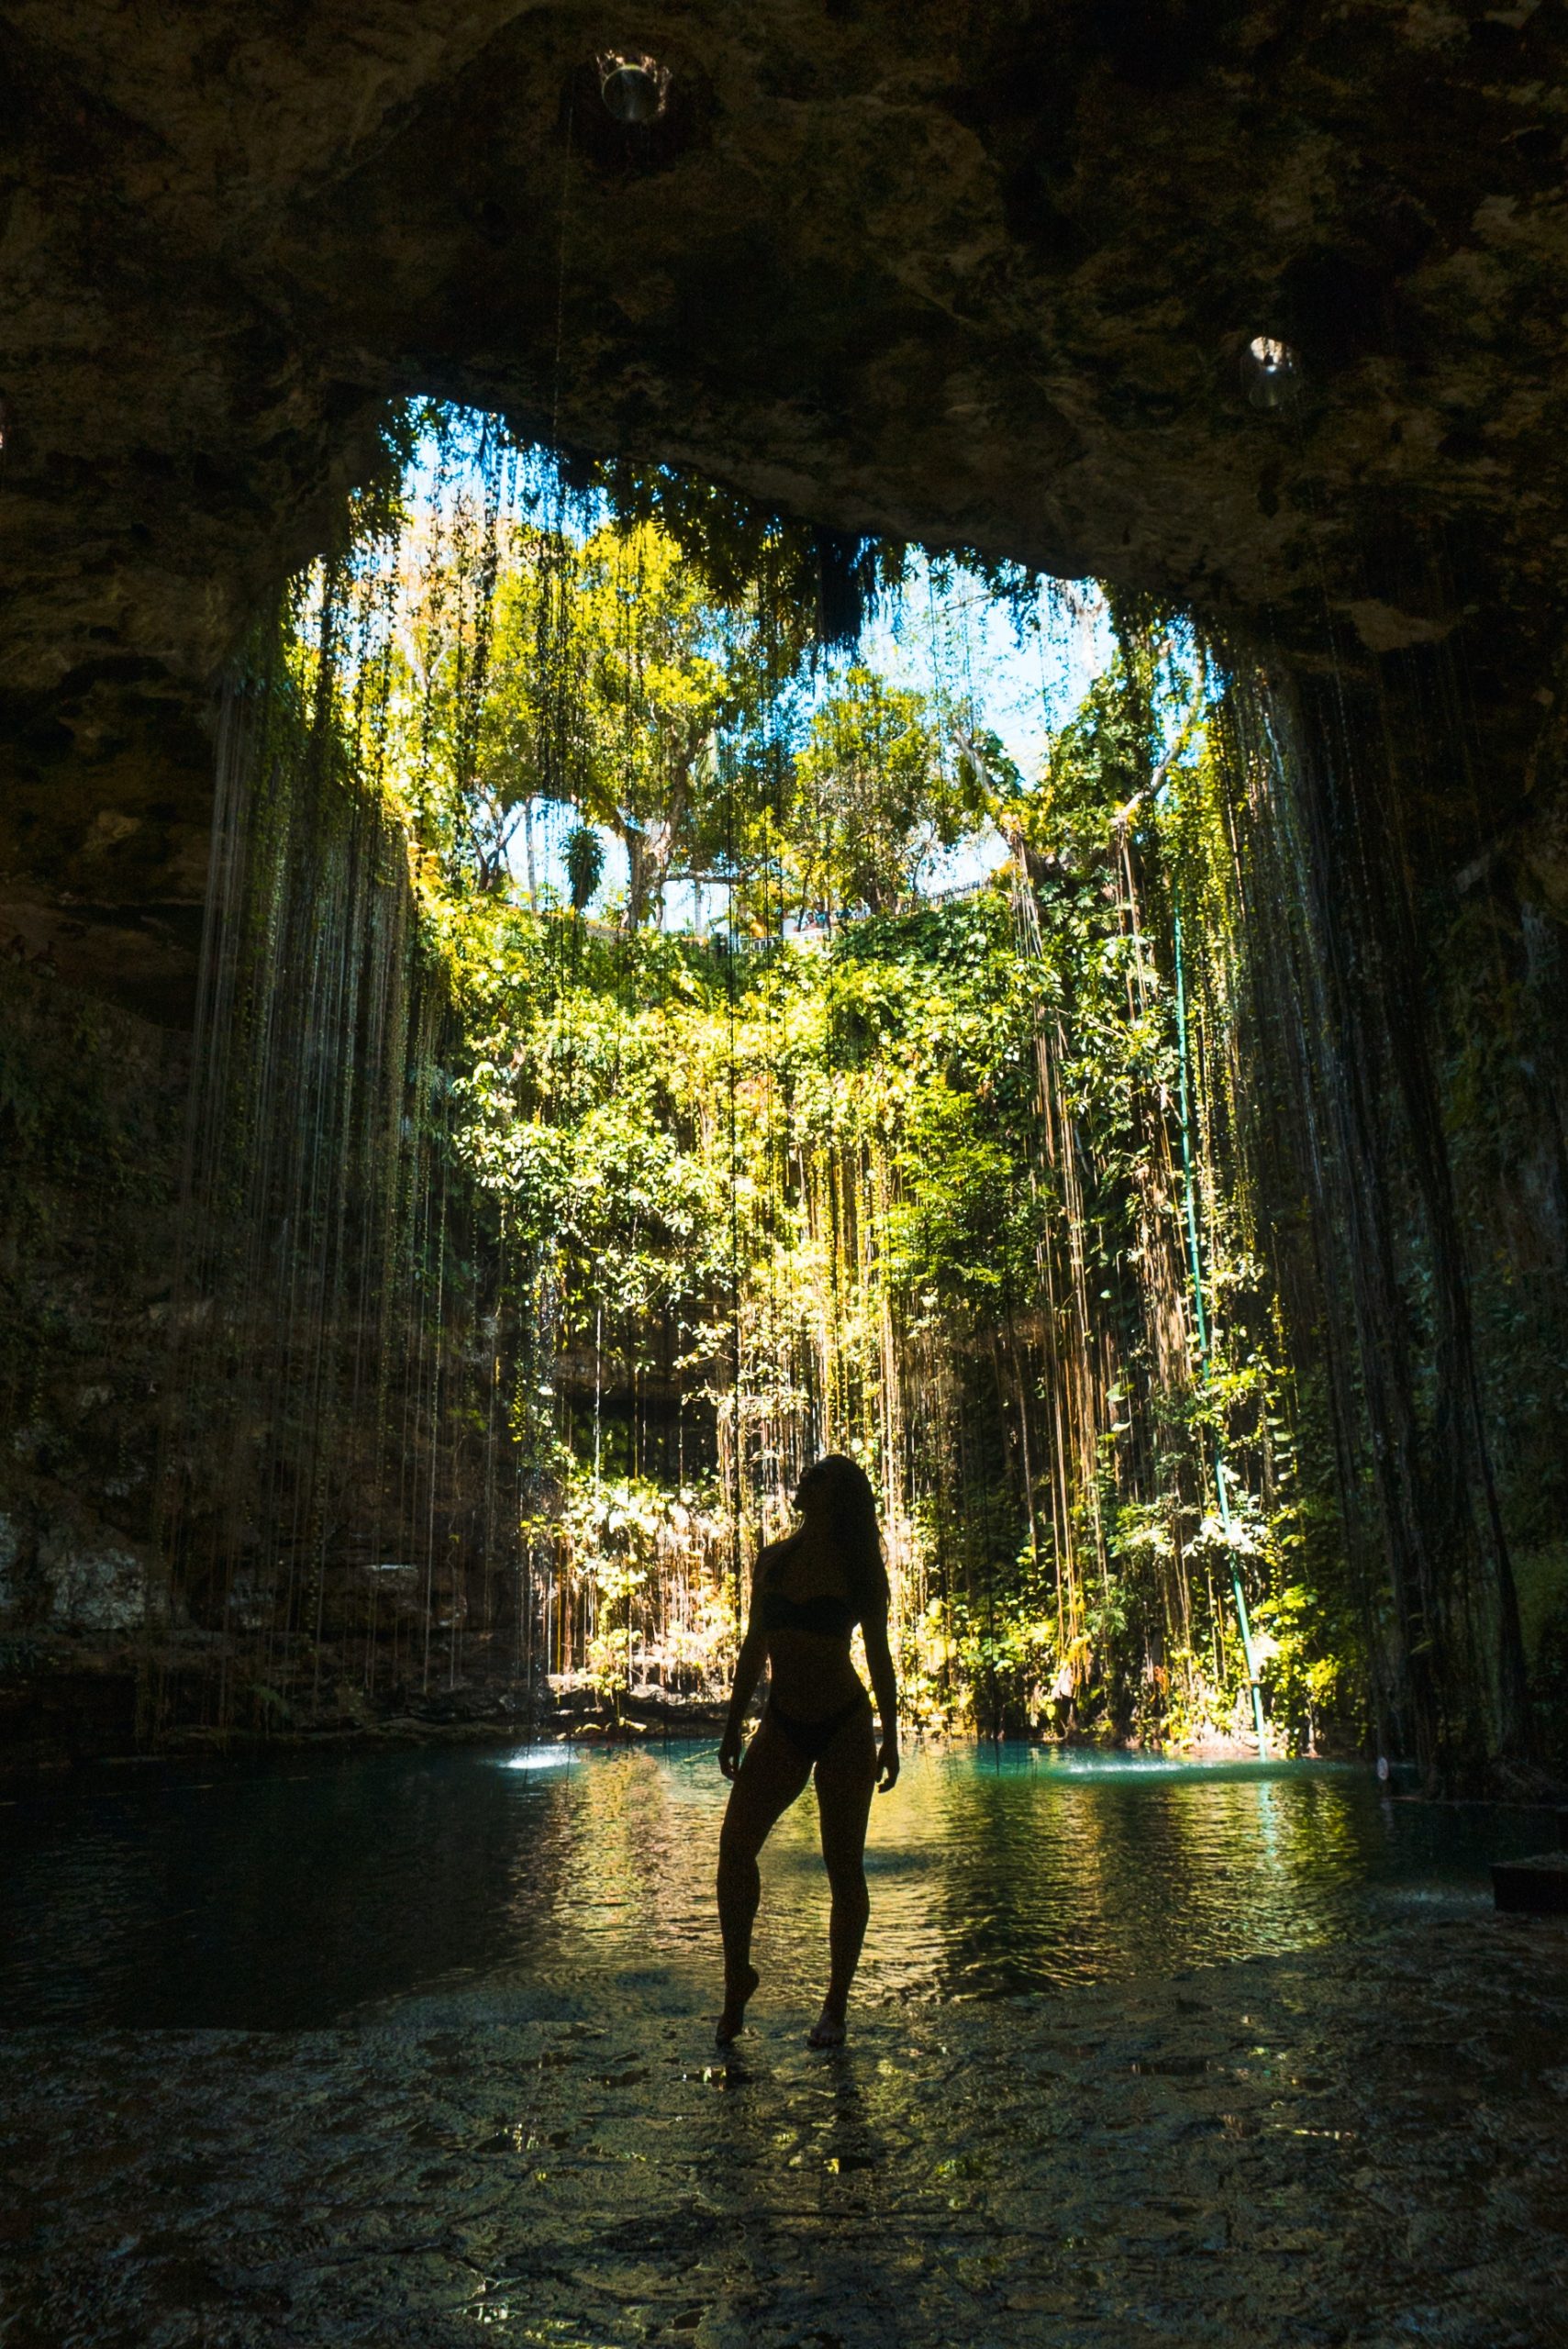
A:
[[2, 1916, 1564, 2347]]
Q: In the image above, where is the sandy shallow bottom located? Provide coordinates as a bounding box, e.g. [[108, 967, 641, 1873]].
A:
[[2, 1915, 1565, 2348]]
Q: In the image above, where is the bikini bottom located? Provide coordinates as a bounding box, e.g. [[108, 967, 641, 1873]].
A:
[[766, 1686, 872, 1764]]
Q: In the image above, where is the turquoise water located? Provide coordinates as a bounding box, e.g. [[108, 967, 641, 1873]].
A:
[[0, 1742, 1552, 2030]]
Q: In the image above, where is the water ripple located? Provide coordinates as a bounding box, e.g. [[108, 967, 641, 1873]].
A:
[[0, 1742, 1553, 2030]]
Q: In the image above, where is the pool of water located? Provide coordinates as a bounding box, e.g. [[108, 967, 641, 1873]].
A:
[[0, 1742, 1553, 2032]]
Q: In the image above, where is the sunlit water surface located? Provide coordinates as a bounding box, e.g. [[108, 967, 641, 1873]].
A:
[[1, 1742, 1551, 2031]]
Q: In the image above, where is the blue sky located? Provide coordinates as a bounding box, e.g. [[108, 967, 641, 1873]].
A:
[[519, 562, 1115, 921], [845, 562, 1113, 896], [400, 416, 1116, 920]]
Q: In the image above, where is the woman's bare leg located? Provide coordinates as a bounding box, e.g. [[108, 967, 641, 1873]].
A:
[[716, 1718, 810, 2043], [808, 1707, 877, 2046]]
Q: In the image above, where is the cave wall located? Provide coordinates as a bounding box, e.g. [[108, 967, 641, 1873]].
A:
[[0, 965, 186, 1763], [1440, 800, 1568, 1762], [0, 683, 529, 1769]]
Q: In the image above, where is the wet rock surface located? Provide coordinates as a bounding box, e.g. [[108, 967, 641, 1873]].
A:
[[2, 1915, 1563, 2346]]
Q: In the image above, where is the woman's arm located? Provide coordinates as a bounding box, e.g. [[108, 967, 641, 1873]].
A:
[[862, 1609, 900, 1791], [717, 1555, 771, 1781]]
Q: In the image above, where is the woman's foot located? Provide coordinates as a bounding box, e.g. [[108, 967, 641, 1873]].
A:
[[716, 1965, 759, 2046], [806, 1999, 847, 2048]]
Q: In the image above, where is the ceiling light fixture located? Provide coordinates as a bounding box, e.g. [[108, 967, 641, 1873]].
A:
[[1246, 335, 1299, 413], [597, 51, 669, 126]]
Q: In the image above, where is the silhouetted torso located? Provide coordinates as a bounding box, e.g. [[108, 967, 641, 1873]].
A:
[[757, 1525, 863, 1720]]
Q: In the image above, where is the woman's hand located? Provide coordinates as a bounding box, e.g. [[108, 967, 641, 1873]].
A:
[[718, 1721, 744, 1781], [876, 1738, 900, 1793]]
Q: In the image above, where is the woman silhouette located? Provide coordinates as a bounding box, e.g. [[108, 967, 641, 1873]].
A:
[[715, 1454, 899, 2046]]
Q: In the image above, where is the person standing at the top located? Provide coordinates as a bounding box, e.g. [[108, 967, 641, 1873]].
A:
[[715, 1454, 899, 2047]]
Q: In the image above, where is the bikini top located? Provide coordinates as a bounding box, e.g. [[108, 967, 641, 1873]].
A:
[[758, 1554, 858, 1645]]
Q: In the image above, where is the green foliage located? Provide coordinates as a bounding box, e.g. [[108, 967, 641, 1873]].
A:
[[290, 442, 1367, 1750], [789, 668, 957, 915], [417, 805, 1350, 1742], [564, 824, 604, 912]]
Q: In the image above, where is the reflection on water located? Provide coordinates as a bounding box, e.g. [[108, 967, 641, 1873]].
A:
[[0, 1743, 1552, 2031]]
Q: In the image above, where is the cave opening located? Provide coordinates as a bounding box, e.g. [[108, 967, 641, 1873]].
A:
[[56, 397, 1534, 1817]]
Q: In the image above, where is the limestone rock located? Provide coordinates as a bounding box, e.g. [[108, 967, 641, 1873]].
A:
[[43, 1540, 150, 1634]]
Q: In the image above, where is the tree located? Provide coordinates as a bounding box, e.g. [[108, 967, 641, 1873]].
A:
[[787, 668, 981, 918], [446, 520, 806, 926]]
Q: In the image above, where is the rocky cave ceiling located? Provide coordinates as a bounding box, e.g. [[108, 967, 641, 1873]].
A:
[[3, 0, 1567, 1013]]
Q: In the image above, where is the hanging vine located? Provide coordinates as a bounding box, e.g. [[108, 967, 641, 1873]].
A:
[[148, 400, 1551, 1787]]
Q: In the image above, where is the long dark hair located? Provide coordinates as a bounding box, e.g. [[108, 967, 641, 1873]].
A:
[[798, 1453, 888, 1614]]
